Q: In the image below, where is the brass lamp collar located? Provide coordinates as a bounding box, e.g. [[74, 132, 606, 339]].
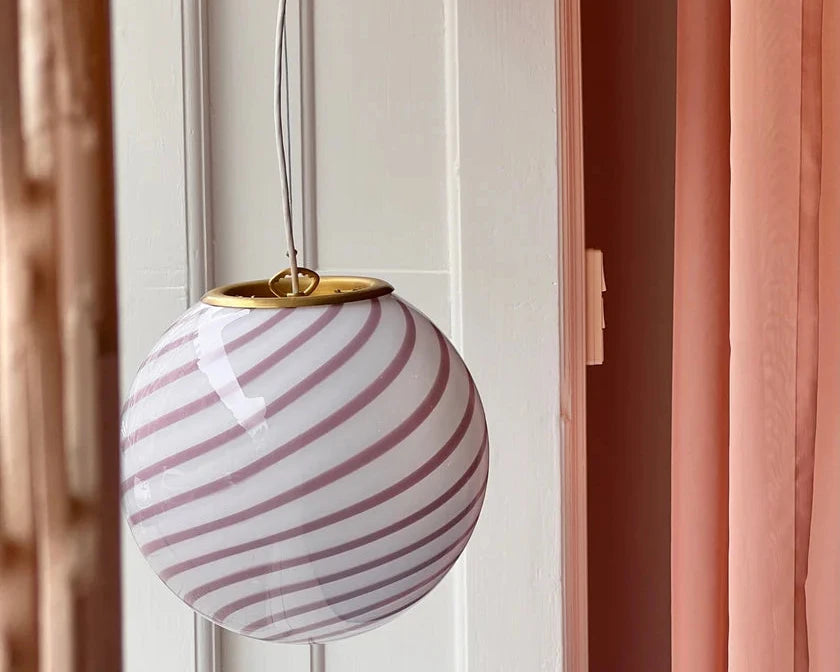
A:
[[201, 268, 394, 309]]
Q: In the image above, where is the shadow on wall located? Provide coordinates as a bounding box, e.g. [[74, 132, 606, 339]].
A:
[[582, 0, 677, 670]]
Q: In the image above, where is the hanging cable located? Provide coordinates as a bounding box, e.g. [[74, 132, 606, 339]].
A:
[[274, 0, 301, 294], [283, 7, 293, 223]]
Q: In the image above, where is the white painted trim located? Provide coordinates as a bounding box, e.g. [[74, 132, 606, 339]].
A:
[[445, 0, 464, 352], [298, 4, 321, 668], [298, 0, 318, 268], [177, 2, 566, 668], [181, 1, 220, 670], [444, 1, 467, 671], [455, 0, 564, 669], [189, 1, 314, 669], [115, 0, 197, 666], [182, 0, 214, 303]]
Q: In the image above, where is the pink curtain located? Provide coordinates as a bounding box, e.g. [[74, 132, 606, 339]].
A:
[[671, 1, 729, 670], [805, 2, 840, 667], [672, 1, 840, 670]]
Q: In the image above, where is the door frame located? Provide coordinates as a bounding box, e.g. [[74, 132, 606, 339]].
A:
[[557, 0, 589, 669]]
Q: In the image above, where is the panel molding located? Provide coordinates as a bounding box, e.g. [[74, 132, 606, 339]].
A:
[[179, 1, 567, 670], [114, 0, 197, 668], [182, 0, 215, 303], [186, 1, 312, 670], [298, 0, 318, 267], [456, 0, 565, 669], [181, 1, 220, 670], [444, 0, 467, 669]]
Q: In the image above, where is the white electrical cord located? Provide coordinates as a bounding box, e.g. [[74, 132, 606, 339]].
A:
[[274, 0, 301, 294], [278, 5, 322, 662]]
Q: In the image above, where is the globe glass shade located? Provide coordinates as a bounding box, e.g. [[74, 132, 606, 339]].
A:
[[121, 292, 489, 643]]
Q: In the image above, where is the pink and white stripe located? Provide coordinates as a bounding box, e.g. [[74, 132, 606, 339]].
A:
[[121, 295, 489, 643]]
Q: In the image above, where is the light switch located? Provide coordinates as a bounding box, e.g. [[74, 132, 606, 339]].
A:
[[585, 249, 605, 365]]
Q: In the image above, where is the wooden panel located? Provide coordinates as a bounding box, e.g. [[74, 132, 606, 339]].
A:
[[314, 3, 457, 669], [112, 2, 196, 671], [456, 1, 565, 670], [208, 0, 306, 286], [311, 0, 449, 272], [318, 269, 452, 333], [221, 636, 308, 672], [208, 3, 461, 667], [156, 0, 565, 669], [207, 2, 309, 669]]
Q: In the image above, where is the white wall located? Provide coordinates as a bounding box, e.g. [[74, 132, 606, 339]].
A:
[[114, 1, 562, 670], [113, 2, 197, 671]]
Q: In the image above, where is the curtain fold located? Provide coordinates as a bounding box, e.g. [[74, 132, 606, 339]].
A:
[[671, 0, 729, 670], [729, 0, 815, 668], [672, 0, 837, 670], [805, 1, 840, 667]]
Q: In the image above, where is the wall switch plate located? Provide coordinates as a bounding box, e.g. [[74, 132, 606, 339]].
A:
[[585, 249, 606, 365]]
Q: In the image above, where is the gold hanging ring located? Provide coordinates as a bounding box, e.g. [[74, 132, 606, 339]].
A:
[[268, 267, 321, 298]]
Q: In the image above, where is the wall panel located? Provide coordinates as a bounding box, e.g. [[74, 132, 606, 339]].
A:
[[113, 2, 197, 671], [311, 0, 449, 273], [117, 0, 564, 670], [456, 2, 564, 670]]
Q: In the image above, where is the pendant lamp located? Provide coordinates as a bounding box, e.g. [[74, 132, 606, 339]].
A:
[[120, 0, 489, 646]]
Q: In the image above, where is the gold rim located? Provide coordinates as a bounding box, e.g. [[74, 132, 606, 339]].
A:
[[201, 275, 394, 308]]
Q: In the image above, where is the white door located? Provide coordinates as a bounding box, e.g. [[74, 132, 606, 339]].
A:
[[115, 1, 564, 670]]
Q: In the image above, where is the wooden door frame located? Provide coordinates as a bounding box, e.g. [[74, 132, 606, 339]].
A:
[[557, 0, 589, 669]]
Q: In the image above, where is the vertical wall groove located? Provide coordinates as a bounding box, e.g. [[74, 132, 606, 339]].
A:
[[444, 0, 467, 670], [182, 1, 219, 670], [299, 0, 318, 269], [183, 0, 214, 305]]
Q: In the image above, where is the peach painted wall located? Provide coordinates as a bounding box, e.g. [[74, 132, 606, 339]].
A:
[[581, 0, 677, 670]]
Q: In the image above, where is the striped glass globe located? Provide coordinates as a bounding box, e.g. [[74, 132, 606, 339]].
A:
[[120, 276, 489, 644]]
